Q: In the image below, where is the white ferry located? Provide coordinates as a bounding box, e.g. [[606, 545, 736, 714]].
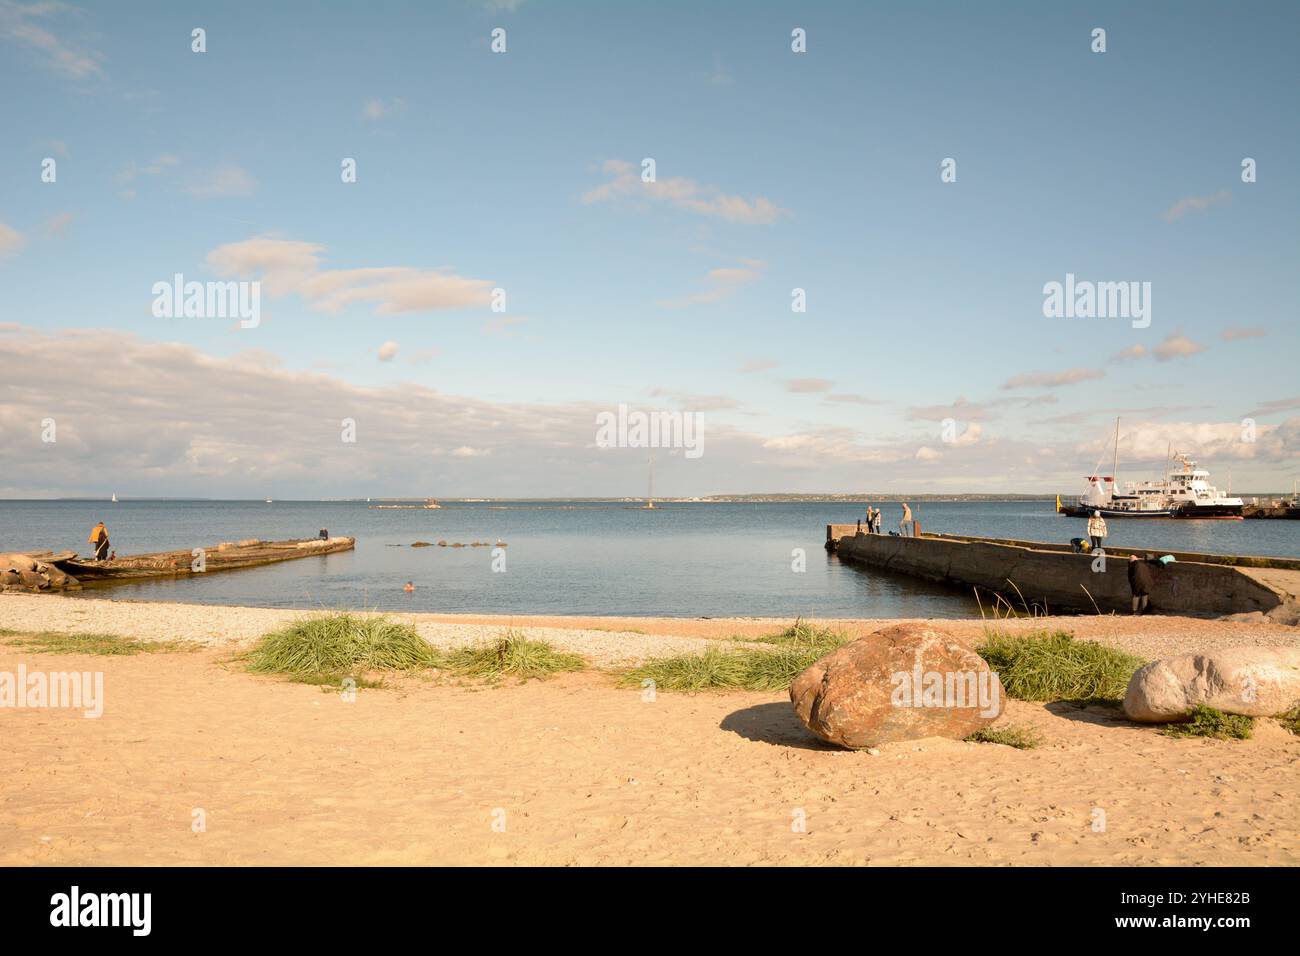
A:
[[1058, 419, 1244, 519]]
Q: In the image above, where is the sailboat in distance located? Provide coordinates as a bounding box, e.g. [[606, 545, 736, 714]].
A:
[[642, 455, 656, 510]]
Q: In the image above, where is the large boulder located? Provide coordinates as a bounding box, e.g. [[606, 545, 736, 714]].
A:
[[790, 623, 1005, 749], [0, 553, 80, 592], [1123, 647, 1300, 722], [0, 552, 38, 573]]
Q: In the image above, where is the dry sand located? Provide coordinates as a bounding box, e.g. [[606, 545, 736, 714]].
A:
[[2, 593, 1298, 866]]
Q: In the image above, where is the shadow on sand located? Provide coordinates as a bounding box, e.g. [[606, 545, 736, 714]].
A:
[[1043, 699, 1135, 728], [720, 701, 840, 751]]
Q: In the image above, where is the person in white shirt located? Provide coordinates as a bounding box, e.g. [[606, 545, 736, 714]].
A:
[[1087, 511, 1107, 551]]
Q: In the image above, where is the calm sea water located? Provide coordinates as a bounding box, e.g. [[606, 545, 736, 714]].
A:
[[1, 500, 1297, 618]]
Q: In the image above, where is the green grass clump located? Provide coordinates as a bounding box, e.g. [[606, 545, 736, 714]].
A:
[[245, 613, 441, 683], [741, 618, 849, 651], [1161, 705, 1254, 740], [620, 642, 829, 692], [1, 630, 194, 655], [444, 629, 585, 682], [1277, 705, 1300, 736], [976, 629, 1145, 703], [965, 725, 1043, 749]]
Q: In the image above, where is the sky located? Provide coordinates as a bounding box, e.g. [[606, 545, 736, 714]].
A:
[[1, 0, 1298, 498]]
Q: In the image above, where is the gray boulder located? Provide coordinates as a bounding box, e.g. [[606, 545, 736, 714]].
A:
[[1123, 647, 1300, 721]]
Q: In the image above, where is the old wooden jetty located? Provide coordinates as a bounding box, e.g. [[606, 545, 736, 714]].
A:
[[52, 536, 355, 583], [825, 524, 1300, 622]]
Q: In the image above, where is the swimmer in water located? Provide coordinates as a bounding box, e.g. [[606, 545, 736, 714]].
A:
[[403, 581, 415, 593]]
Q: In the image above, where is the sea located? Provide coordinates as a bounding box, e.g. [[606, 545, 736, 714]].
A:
[[2, 499, 1297, 619]]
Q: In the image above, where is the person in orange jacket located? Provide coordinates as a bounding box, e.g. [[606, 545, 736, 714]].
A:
[[88, 521, 110, 561]]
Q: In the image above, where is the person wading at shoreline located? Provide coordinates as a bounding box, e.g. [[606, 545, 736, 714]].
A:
[[899, 502, 913, 537], [1087, 510, 1107, 552], [87, 521, 110, 562], [1128, 553, 1158, 615]]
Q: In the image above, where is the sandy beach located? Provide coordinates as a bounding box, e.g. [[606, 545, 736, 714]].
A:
[[2, 593, 1298, 866]]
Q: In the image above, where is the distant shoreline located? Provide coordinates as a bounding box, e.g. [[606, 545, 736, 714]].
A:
[[8, 494, 1062, 503], [7, 493, 1290, 503]]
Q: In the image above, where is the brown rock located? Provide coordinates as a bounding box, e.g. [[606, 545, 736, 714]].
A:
[[1123, 647, 1300, 721], [18, 568, 51, 590], [790, 623, 1004, 749], [0, 552, 38, 573]]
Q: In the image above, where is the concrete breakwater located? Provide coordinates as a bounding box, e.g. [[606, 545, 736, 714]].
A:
[[825, 525, 1300, 622]]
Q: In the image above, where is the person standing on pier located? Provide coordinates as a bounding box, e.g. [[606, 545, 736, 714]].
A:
[[899, 502, 913, 537], [87, 521, 110, 561], [1087, 511, 1107, 552]]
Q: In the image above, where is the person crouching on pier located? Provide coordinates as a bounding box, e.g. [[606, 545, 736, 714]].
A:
[[1128, 553, 1157, 615], [1087, 511, 1107, 552], [88, 521, 110, 561]]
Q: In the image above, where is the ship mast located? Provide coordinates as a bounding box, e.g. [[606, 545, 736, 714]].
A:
[[1112, 417, 1119, 486]]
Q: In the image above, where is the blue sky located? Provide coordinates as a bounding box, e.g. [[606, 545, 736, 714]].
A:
[[1, 0, 1298, 497]]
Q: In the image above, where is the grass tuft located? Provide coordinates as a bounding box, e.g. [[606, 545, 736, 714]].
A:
[[245, 613, 440, 684], [1, 629, 195, 655], [1160, 704, 1254, 740], [443, 629, 585, 681], [740, 618, 849, 651], [976, 629, 1145, 703], [965, 725, 1043, 749], [1278, 705, 1300, 736], [620, 642, 831, 692]]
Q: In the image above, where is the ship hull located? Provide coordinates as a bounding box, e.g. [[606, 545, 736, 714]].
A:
[[1169, 503, 1244, 519], [1059, 504, 1174, 519]]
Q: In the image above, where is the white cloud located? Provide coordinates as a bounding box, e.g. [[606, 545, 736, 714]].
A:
[[0, 1, 103, 78], [0, 222, 24, 257], [658, 262, 764, 308], [1162, 190, 1230, 223], [1152, 332, 1205, 361], [377, 341, 399, 362], [4, 325, 1295, 497], [207, 236, 495, 316], [949, 422, 983, 447], [1001, 367, 1104, 390], [1221, 326, 1265, 342], [785, 378, 833, 394], [362, 98, 407, 121], [583, 160, 787, 225], [41, 212, 73, 239]]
